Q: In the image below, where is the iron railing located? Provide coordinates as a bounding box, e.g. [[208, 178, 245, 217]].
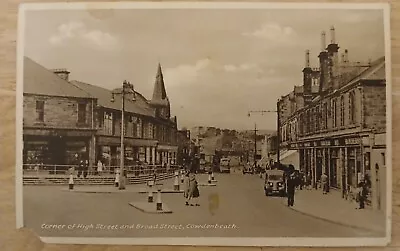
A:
[[22, 164, 183, 177]]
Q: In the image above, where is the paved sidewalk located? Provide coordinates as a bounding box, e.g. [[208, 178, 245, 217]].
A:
[[287, 189, 386, 235]]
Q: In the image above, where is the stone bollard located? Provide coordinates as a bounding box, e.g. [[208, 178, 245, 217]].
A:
[[211, 171, 215, 181], [69, 173, 74, 190], [208, 172, 212, 184], [156, 189, 163, 211], [148, 181, 154, 203], [115, 169, 120, 187]]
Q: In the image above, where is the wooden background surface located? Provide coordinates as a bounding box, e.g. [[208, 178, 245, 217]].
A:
[[0, 0, 399, 250]]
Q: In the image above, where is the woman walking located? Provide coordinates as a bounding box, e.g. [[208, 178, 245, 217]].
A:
[[187, 173, 200, 206]]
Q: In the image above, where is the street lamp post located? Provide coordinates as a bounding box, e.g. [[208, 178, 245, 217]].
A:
[[111, 80, 135, 190]]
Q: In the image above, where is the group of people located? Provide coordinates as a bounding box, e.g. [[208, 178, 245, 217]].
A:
[[182, 171, 200, 206]]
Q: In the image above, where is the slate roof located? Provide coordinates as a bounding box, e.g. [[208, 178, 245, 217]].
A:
[[70, 80, 155, 117], [23, 57, 92, 98]]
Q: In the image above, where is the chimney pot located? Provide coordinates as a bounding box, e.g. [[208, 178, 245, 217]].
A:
[[305, 50, 310, 68], [321, 31, 326, 51], [52, 68, 70, 81], [330, 26, 336, 44]]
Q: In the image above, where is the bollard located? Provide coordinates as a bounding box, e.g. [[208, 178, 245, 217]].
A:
[[115, 169, 120, 187], [156, 189, 163, 211], [68, 173, 74, 190], [208, 172, 212, 184], [211, 171, 215, 181], [174, 171, 180, 191], [148, 182, 154, 203]]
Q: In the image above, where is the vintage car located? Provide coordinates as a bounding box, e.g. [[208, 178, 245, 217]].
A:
[[264, 169, 286, 197]]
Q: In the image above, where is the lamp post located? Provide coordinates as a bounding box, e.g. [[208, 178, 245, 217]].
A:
[[111, 80, 135, 190], [247, 107, 280, 165]]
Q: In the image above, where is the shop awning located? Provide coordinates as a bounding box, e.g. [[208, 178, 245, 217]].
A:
[[272, 150, 300, 169]]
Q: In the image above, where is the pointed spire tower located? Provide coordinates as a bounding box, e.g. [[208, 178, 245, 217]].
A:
[[150, 63, 170, 118]]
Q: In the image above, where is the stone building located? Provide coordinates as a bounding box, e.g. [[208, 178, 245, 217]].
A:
[[23, 57, 178, 171], [278, 27, 387, 211], [23, 57, 97, 169], [72, 63, 178, 169]]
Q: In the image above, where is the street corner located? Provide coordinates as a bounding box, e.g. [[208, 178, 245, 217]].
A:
[[129, 201, 173, 214]]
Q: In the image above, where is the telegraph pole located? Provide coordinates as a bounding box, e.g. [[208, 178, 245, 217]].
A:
[[254, 123, 258, 170], [248, 108, 280, 166]]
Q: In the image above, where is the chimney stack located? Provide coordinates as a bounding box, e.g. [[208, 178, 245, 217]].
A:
[[52, 68, 70, 81], [305, 50, 310, 68], [330, 26, 336, 44], [321, 31, 326, 51]]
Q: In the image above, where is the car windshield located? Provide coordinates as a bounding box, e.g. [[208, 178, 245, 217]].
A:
[[267, 175, 282, 181]]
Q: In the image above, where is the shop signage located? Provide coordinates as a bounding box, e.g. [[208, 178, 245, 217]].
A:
[[320, 140, 331, 146], [304, 142, 311, 147], [345, 138, 361, 145], [334, 140, 340, 146], [290, 143, 298, 148]]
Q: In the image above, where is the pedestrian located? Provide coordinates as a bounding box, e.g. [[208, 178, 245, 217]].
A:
[[357, 178, 368, 209], [321, 172, 328, 194], [183, 171, 190, 206], [286, 172, 296, 207], [306, 172, 312, 190], [187, 173, 200, 206], [83, 159, 89, 178], [97, 159, 103, 176], [78, 159, 84, 178]]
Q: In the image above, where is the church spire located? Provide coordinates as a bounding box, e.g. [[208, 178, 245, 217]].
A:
[[151, 63, 169, 106]]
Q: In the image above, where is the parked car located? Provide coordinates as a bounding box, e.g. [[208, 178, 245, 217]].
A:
[[264, 169, 286, 197]]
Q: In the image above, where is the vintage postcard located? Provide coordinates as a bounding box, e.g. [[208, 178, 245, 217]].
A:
[[16, 2, 392, 247]]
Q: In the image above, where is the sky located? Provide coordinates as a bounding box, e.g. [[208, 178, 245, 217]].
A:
[[23, 7, 385, 131]]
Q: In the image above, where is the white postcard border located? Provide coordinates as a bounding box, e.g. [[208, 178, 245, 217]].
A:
[[15, 1, 392, 247]]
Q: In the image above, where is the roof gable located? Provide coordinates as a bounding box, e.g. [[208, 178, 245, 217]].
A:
[[23, 57, 92, 98], [70, 80, 155, 117]]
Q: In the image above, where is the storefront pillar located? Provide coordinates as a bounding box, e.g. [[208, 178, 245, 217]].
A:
[[369, 134, 378, 210], [151, 147, 156, 165]]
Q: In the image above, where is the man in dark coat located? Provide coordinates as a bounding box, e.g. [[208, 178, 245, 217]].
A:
[[287, 172, 297, 207]]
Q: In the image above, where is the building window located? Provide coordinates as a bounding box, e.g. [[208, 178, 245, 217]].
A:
[[78, 103, 87, 124], [36, 100, 44, 122], [323, 103, 328, 130], [340, 95, 345, 127], [349, 91, 356, 124], [137, 118, 142, 138], [104, 112, 113, 135], [332, 98, 337, 128], [315, 106, 320, 132], [132, 116, 138, 137], [148, 122, 154, 139]]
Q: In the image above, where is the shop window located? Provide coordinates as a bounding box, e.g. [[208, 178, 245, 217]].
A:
[[36, 100, 45, 122], [77, 103, 87, 124]]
